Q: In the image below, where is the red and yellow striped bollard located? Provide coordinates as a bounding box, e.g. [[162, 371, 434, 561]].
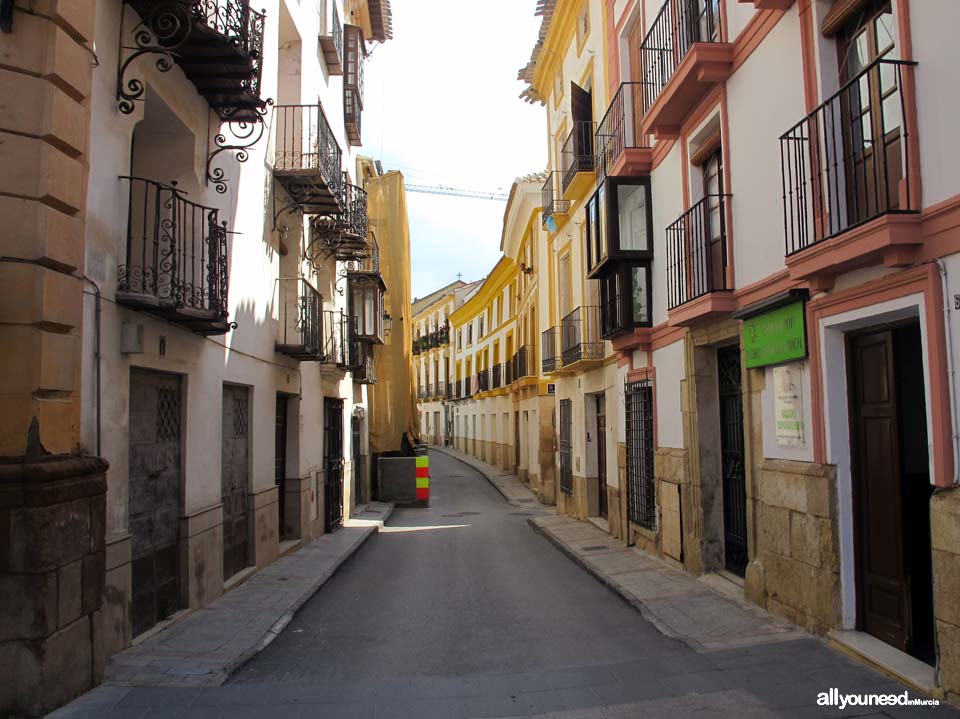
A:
[[415, 455, 430, 505]]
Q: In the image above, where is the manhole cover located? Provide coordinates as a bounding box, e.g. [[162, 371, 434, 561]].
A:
[[582, 545, 609, 552]]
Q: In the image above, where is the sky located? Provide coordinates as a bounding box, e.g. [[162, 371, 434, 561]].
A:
[[362, 1, 547, 300]]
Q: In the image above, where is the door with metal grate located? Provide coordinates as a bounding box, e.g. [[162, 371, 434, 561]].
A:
[[324, 398, 345, 532], [717, 346, 748, 575], [222, 385, 250, 582], [625, 380, 655, 530], [275, 395, 288, 537], [129, 369, 182, 638], [559, 400, 573, 496]]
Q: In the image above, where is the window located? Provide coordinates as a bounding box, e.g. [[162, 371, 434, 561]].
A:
[[599, 263, 650, 338], [467, 324, 473, 345], [586, 177, 652, 277], [479, 315, 484, 338], [625, 379, 655, 529], [457, 329, 462, 349], [576, 7, 590, 52]]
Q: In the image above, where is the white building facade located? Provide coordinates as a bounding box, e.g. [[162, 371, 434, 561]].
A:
[[81, 0, 394, 656]]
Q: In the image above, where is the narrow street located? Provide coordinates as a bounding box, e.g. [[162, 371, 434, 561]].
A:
[[59, 452, 955, 719]]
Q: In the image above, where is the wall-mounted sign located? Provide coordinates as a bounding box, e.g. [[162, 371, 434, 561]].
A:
[[743, 300, 807, 369], [773, 363, 805, 447]]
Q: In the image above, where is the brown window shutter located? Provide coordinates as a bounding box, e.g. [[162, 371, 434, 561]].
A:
[[821, 0, 877, 37]]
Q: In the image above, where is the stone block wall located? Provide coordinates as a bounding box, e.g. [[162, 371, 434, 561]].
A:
[[932, 487, 960, 701], [0, 456, 108, 717], [557, 475, 588, 519], [746, 458, 840, 633]]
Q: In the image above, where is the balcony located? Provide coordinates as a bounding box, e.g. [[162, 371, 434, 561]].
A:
[[116, 176, 230, 335], [541, 172, 571, 231], [491, 364, 503, 390], [124, 0, 266, 121], [309, 175, 368, 261], [343, 24, 365, 145], [595, 83, 653, 179], [273, 104, 342, 215], [320, 309, 350, 368], [318, 1, 343, 75], [348, 332, 376, 384], [437, 380, 447, 399], [665, 194, 734, 325], [561, 121, 596, 198], [476, 369, 490, 394], [511, 345, 534, 383], [780, 58, 921, 286], [560, 307, 604, 369], [275, 278, 323, 359], [541, 327, 560, 374], [639, 0, 732, 138]]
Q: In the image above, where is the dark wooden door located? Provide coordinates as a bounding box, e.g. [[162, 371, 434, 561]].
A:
[[849, 330, 910, 650], [717, 346, 748, 576], [324, 398, 345, 532], [222, 385, 250, 582], [275, 395, 288, 537], [597, 413, 608, 519], [129, 369, 182, 638]]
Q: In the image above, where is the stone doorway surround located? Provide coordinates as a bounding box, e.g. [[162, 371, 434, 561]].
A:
[[681, 318, 753, 578]]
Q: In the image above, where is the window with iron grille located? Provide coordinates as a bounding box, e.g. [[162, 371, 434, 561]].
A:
[[625, 379, 655, 529]]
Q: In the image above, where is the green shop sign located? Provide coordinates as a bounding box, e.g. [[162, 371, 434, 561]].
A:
[[743, 301, 807, 369]]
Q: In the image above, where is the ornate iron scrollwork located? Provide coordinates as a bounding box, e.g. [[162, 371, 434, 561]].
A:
[[117, 2, 194, 114], [205, 100, 272, 194]]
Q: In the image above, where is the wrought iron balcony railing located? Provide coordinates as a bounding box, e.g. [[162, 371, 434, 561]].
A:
[[273, 103, 342, 213], [561, 121, 596, 194], [666, 194, 730, 310], [780, 58, 917, 255], [318, 0, 343, 75], [343, 23, 364, 145], [541, 327, 560, 374], [491, 364, 502, 389], [561, 306, 604, 367], [117, 176, 229, 334], [123, 0, 267, 120], [595, 82, 649, 178], [275, 277, 323, 359], [321, 309, 350, 366], [512, 345, 533, 381], [541, 171, 571, 229], [640, 0, 721, 115], [310, 174, 368, 261], [437, 380, 447, 399], [476, 370, 490, 394]]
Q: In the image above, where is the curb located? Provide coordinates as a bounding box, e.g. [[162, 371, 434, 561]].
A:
[[220, 504, 394, 682], [527, 517, 701, 651], [429, 446, 514, 504]]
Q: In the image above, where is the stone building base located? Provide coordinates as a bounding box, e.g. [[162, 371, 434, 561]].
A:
[[0, 455, 108, 718]]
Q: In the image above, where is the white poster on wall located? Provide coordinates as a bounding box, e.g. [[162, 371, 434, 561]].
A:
[[774, 363, 805, 447]]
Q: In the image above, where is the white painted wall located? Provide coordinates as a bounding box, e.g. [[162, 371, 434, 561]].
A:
[[653, 339, 685, 449], [725, 7, 806, 289]]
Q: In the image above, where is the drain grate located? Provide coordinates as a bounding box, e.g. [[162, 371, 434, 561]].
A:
[[460, 511, 481, 516], [581, 545, 609, 552], [512, 512, 534, 517]]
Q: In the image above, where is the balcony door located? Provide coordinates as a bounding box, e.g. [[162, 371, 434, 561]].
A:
[[692, 148, 725, 297], [838, 1, 901, 229]]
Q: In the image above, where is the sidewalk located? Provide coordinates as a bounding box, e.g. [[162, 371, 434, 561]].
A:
[[436, 445, 807, 653], [101, 502, 394, 689]]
